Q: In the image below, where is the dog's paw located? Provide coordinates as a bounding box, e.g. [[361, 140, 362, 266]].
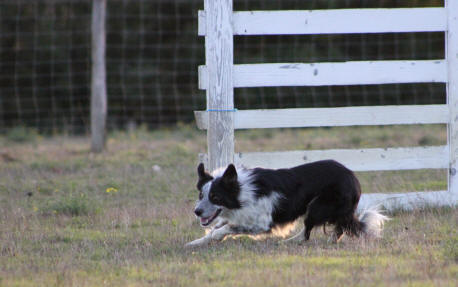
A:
[[327, 233, 344, 244], [184, 241, 202, 248], [184, 237, 211, 248]]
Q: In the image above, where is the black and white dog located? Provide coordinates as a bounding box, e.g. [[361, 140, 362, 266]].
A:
[[186, 160, 388, 247]]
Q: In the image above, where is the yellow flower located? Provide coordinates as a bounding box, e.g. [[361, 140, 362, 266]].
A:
[[106, 187, 118, 193]]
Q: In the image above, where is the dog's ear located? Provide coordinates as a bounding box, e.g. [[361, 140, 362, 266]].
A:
[[197, 163, 213, 190], [197, 163, 206, 179], [222, 164, 237, 186]]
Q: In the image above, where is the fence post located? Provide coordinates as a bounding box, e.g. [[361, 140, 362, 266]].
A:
[[447, 0, 458, 198], [204, 0, 234, 171], [0, 96, 3, 129], [91, 0, 107, 153]]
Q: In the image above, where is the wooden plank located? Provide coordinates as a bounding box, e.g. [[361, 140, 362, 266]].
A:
[[199, 146, 448, 171], [195, 105, 448, 130], [198, 8, 446, 36], [233, 8, 446, 36], [204, 0, 234, 171], [198, 60, 447, 89], [91, 0, 107, 153], [447, 0, 458, 201], [198, 65, 206, 90], [198, 10, 206, 36], [227, 146, 449, 171], [359, 190, 457, 212], [237, 60, 447, 87]]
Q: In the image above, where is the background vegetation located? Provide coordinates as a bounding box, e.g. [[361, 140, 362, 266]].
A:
[[0, 124, 456, 286], [0, 0, 445, 133]]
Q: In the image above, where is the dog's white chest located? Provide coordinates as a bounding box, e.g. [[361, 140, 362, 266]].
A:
[[225, 192, 280, 233]]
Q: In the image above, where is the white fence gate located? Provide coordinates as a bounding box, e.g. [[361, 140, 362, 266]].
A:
[[194, 0, 458, 210]]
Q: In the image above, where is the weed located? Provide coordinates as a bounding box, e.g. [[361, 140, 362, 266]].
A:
[[442, 236, 458, 263], [41, 194, 98, 216], [413, 180, 447, 191], [5, 126, 38, 143], [37, 186, 54, 196], [418, 135, 436, 146], [350, 135, 362, 146]]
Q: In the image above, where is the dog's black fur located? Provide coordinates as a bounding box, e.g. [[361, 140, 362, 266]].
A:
[[195, 160, 372, 241], [258, 160, 363, 240]]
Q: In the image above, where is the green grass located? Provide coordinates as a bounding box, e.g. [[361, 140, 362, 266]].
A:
[[0, 125, 456, 286], [4, 126, 39, 143]]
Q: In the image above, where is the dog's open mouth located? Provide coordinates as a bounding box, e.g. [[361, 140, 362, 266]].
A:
[[200, 208, 222, 226]]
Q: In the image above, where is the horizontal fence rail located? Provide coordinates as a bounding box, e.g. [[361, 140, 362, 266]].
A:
[[359, 191, 457, 211], [199, 146, 448, 171], [198, 8, 447, 36], [198, 60, 447, 89], [195, 105, 449, 130]]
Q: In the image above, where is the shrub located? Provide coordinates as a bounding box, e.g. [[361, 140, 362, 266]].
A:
[[6, 126, 38, 143], [42, 194, 97, 216]]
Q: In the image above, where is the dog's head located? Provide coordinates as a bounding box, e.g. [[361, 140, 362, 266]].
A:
[[194, 163, 241, 226]]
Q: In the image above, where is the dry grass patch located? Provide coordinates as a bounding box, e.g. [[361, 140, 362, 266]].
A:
[[0, 125, 456, 286]]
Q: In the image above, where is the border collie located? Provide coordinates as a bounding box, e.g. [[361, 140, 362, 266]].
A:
[[185, 160, 389, 247]]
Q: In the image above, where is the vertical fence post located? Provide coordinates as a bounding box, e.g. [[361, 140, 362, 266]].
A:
[[447, 0, 458, 200], [0, 96, 3, 129], [204, 0, 234, 171], [91, 0, 107, 153]]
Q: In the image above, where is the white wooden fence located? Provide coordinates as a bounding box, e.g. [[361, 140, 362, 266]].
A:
[[194, 0, 458, 210]]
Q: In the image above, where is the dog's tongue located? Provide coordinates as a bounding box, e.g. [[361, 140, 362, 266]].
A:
[[200, 217, 210, 225]]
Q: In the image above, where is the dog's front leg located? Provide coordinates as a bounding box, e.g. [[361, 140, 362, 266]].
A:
[[185, 232, 213, 247], [214, 219, 228, 229], [185, 223, 231, 248], [210, 224, 234, 241]]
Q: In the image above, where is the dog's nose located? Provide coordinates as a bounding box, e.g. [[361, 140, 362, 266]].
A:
[[194, 208, 203, 217]]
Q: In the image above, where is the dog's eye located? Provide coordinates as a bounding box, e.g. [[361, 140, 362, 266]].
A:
[[199, 191, 203, 200], [210, 193, 219, 201]]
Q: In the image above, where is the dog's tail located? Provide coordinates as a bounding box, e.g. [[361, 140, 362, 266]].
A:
[[357, 206, 390, 238]]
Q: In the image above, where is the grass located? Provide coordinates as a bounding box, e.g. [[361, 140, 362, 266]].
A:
[[4, 126, 39, 143], [0, 124, 456, 286]]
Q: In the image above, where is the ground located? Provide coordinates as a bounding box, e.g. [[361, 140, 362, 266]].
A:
[[0, 124, 456, 286]]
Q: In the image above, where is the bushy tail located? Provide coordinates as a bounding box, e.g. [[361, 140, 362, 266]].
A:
[[358, 206, 390, 238]]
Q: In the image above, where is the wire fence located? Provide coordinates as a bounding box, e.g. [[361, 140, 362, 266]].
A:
[[0, 0, 445, 133]]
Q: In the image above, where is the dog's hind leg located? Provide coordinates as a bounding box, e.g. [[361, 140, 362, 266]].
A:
[[303, 196, 336, 241], [322, 223, 328, 235], [328, 225, 344, 244]]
